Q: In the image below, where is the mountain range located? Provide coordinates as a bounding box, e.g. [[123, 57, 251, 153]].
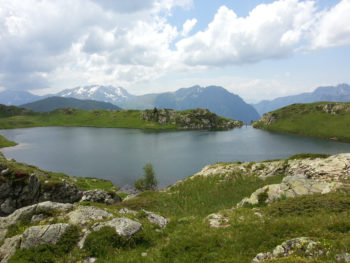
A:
[[253, 83, 350, 115], [21, 97, 121, 112], [0, 85, 260, 123]]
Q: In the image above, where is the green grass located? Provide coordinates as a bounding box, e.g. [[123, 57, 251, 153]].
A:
[[0, 109, 177, 130], [0, 135, 17, 148], [253, 102, 350, 142]]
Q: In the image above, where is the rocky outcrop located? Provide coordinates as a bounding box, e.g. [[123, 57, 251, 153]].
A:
[[80, 189, 122, 205], [0, 166, 82, 216], [252, 237, 322, 262], [67, 206, 113, 225], [20, 223, 70, 249], [141, 108, 242, 130], [206, 213, 230, 228], [92, 218, 142, 239], [0, 235, 21, 263], [319, 103, 350, 115]]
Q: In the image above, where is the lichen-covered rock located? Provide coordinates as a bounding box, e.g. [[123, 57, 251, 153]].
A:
[[143, 210, 169, 228], [0, 201, 74, 229], [0, 229, 7, 243], [237, 175, 341, 207], [80, 189, 122, 205], [68, 206, 113, 225], [252, 237, 321, 262], [92, 218, 142, 239], [20, 223, 71, 249], [206, 213, 229, 228], [0, 235, 21, 263], [335, 253, 350, 262], [119, 208, 138, 215]]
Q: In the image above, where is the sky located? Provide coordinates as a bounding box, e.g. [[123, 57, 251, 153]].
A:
[[0, 0, 350, 103]]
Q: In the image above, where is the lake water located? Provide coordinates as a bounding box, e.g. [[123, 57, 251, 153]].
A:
[[1, 126, 350, 188]]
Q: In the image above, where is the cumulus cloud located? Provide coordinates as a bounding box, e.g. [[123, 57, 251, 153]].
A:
[[310, 0, 350, 49], [182, 18, 197, 36], [176, 0, 316, 66], [0, 0, 349, 93]]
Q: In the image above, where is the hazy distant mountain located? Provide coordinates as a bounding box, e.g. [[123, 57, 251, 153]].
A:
[[254, 83, 350, 115], [21, 97, 121, 112], [56, 85, 133, 105], [0, 90, 42, 106], [125, 86, 260, 123]]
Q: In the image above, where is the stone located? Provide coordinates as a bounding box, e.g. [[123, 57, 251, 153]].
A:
[[78, 229, 91, 249], [30, 214, 45, 223], [206, 213, 230, 228], [0, 235, 22, 263], [68, 206, 113, 225], [143, 210, 169, 228], [80, 190, 122, 205], [252, 237, 320, 262], [141, 252, 148, 257], [0, 229, 7, 243], [92, 218, 142, 239], [0, 201, 74, 229], [82, 257, 97, 263], [20, 223, 71, 249], [335, 253, 350, 262], [119, 208, 138, 215]]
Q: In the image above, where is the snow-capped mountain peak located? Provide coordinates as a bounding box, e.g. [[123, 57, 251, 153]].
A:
[[56, 85, 133, 105]]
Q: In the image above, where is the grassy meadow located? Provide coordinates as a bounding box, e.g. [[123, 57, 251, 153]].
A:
[[253, 102, 350, 142]]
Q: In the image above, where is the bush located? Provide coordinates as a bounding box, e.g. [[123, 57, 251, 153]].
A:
[[84, 226, 127, 257], [134, 163, 158, 191]]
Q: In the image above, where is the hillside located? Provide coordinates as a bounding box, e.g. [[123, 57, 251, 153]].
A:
[[253, 83, 350, 115], [253, 102, 350, 142], [21, 97, 121, 112], [125, 86, 260, 123], [0, 105, 242, 131], [0, 146, 349, 262]]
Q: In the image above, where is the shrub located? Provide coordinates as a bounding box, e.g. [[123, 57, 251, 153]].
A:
[[84, 226, 127, 257], [134, 163, 158, 191]]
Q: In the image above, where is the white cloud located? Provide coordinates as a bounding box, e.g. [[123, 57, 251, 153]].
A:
[[176, 0, 316, 66], [182, 18, 197, 36], [310, 0, 350, 49]]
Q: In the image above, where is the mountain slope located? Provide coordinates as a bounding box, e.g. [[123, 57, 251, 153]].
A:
[[56, 85, 133, 105], [0, 90, 42, 106], [125, 86, 260, 123], [21, 96, 121, 112], [253, 83, 350, 115], [253, 102, 350, 142]]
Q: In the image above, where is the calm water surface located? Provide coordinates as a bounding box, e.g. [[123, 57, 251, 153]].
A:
[[1, 126, 350, 187]]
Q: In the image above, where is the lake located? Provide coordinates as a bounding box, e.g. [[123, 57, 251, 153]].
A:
[[1, 126, 350, 188]]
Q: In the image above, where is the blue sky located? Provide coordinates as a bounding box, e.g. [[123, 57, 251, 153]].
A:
[[0, 0, 349, 102]]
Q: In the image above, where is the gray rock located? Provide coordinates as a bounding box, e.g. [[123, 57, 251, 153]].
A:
[[30, 214, 45, 223], [206, 213, 229, 228], [83, 258, 97, 263], [92, 218, 142, 239], [68, 206, 113, 225], [0, 229, 7, 243], [143, 210, 169, 228], [0, 168, 12, 177], [78, 229, 91, 249], [335, 253, 350, 262], [0, 201, 74, 229], [252, 237, 320, 262], [119, 208, 138, 215], [0, 235, 22, 263], [20, 223, 71, 249], [81, 189, 122, 205]]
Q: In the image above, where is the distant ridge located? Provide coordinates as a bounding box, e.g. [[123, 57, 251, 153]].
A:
[[253, 83, 350, 115], [0, 90, 42, 106], [21, 96, 121, 112]]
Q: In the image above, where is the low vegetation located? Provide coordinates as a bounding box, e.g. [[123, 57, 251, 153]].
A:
[[134, 163, 158, 191], [253, 102, 350, 142]]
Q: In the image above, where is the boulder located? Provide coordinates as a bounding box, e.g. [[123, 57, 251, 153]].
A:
[[20, 223, 71, 249], [0, 201, 74, 229], [68, 206, 113, 225], [80, 190, 122, 205], [92, 218, 142, 239], [143, 210, 169, 228], [252, 237, 321, 262], [0, 235, 21, 263], [206, 213, 229, 228], [119, 208, 138, 215]]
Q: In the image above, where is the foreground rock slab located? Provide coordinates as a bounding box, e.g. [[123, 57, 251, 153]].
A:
[[92, 218, 142, 239], [68, 206, 113, 225]]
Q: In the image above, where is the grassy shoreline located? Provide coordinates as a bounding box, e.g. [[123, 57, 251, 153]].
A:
[[253, 102, 350, 143], [0, 134, 17, 148]]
